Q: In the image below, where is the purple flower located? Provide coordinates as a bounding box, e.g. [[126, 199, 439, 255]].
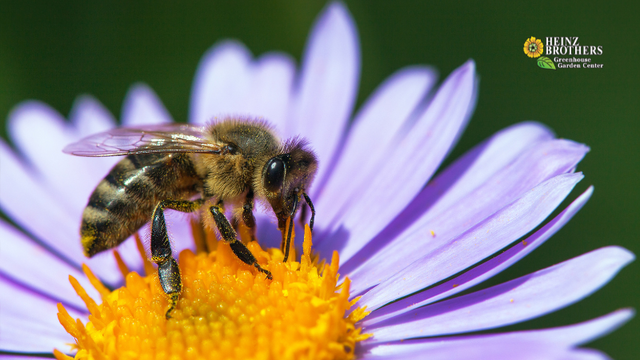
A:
[[0, 3, 633, 359]]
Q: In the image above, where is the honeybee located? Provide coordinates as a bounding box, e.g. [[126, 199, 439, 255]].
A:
[[64, 118, 317, 318]]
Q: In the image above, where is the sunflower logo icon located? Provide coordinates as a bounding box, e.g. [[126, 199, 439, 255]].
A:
[[524, 36, 556, 70], [524, 36, 544, 58]]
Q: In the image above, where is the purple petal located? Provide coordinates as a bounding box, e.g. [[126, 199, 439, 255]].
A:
[[384, 122, 554, 235], [0, 139, 81, 257], [365, 186, 594, 325], [240, 53, 295, 132], [0, 356, 69, 359], [490, 308, 633, 347], [7, 102, 116, 215], [340, 122, 557, 272], [69, 95, 117, 141], [0, 220, 99, 310], [313, 66, 437, 219], [338, 122, 553, 278], [315, 61, 476, 262], [558, 349, 613, 360], [364, 341, 611, 360], [364, 309, 633, 356], [189, 41, 253, 124], [0, 140, 123, 286], [189, 41, 295, 130], [358, 172, 583, 309], [367, 246, 634, 342], [67, 97, 122, 213], [347, 138, 588, 294], [286, 2, 360, 183], [121, 83, 173, 126], [0, 278, 85, 353]]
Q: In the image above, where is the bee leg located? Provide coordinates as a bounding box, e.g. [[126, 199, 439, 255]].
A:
[[150, 199, 203, 319], [242, 189, 257, 242], [209, 203, 272, 280], [303, 193, 315, 232]]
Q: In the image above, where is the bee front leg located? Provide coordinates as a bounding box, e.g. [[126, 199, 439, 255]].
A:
[[150, 199, 203, 319], [303, 192, 315, 232], [210, 202, 272, 280]]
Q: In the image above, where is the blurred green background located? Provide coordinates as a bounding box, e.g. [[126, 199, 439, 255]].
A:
[[1, 0, 638, 358]]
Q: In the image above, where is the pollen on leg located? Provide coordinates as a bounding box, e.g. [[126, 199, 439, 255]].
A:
[[56, 226, 370, 360]]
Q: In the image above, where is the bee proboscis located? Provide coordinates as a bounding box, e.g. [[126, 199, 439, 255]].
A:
[[64, 118, 318, 318]]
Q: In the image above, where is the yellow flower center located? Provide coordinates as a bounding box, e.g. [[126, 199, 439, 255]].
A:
[[55, 225, 370, 360]]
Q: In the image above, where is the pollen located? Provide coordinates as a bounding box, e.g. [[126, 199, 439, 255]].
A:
[[55, 226, 370, 360]]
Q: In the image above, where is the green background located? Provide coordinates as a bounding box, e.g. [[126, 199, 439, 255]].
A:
[[1, 1, 638, 358]]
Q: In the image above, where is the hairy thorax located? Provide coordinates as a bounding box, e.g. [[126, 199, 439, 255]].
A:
[[194, 120, 281, 201], [195, 153, 254, 200]]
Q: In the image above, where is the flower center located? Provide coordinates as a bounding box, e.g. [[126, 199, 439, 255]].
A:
[[55, 225, 370, 360]]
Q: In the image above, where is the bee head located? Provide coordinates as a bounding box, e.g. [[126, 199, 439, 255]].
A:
[[262, 139, 317, 218]]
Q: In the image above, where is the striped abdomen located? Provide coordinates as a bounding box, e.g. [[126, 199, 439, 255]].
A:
[[81, 153, 201, 257]]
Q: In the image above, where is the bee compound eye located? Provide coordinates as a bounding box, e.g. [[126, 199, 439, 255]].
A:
[[264, 157, 285, 193]]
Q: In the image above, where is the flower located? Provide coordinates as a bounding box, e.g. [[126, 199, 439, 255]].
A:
[[524, 36, 544, 58], [0, 3, 634, 360]]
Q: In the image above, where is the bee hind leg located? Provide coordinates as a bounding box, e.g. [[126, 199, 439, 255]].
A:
[[210, 201, 272, 280], [150, 199, 204, 319]]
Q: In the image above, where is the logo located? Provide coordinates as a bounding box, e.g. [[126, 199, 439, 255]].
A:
[[523, 36, 604, 70], [524, 37, 544, 58]]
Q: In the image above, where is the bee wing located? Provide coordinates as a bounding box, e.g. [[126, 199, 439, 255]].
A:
[[63, 123, 222, 157]]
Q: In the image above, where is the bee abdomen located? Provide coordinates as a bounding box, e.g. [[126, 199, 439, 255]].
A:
[[81, 178, 154, 257], [81, 154, 199, 257]]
